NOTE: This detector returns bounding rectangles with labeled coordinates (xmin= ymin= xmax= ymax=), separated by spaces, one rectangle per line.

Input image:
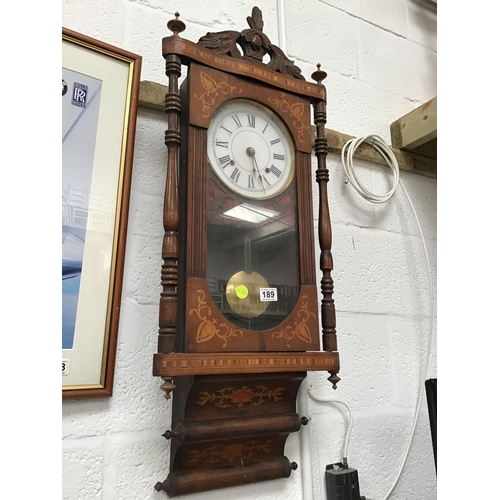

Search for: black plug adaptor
xmin=325 ymin=462 xmax=366 ymax=500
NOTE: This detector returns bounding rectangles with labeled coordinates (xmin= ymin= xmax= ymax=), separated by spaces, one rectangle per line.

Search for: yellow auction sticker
xmin=235 ymin=285 xmax=249 ymax=299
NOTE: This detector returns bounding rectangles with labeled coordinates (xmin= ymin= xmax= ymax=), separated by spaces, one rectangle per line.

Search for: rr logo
xmin=72 ymin=82 xmax=88 ymax=108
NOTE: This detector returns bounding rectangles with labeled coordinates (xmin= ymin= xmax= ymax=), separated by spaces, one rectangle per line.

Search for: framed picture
xmin=62 ymin=28 xmax=142 ymax=398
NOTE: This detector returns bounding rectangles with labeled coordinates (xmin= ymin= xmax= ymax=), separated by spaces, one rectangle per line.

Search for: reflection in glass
xmin=206 ymin=178 xmax=300 ymax=331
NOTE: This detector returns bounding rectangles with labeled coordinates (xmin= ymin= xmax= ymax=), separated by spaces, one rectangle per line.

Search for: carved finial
xmin=167 ymin=12 xmax=186 ymax=37
xmin=240 ymin=6 xmax=271 ymax=61
xmin=311 ymin=63 xmax=327 ymax=85
xmin=247 ymin=6 xmax=265 ymax=31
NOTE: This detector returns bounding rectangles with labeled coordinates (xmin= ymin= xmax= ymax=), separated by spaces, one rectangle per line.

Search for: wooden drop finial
xmin=167 ymin=12 xmax=186 ymax=36
xmin=311 ymin=63 xmax=327 ymax=85
xmin=160 ymin=376 xmax=176 ymax=399
xmin=328 ymin=371 xmax=341 ymax=390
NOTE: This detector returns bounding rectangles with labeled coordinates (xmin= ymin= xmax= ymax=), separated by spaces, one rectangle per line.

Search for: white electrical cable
xmin=380 ymin=182 xmax=434 ymax=500
xmin=276 ymin=0 xmax=288 ymax=56
xmin=306 ymin=391 xmax=353 ymax=464
xmin=341 ymin=134 xmax=400 ymax=203
xmin=308 ymin=134 xmax=435 ymax=500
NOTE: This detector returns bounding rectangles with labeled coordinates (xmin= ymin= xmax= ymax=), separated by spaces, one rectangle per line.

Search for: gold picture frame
xmin=62 ymin=28 xmax=141 ymax=398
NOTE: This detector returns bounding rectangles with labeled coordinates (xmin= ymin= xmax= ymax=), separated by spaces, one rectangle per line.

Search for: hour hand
xmin=246 ymin=147 xmax=257 ymax=174
xmin=246 ymin=146 xmax=265 ymax=192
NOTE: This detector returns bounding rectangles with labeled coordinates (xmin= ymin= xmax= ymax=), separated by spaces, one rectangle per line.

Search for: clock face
xmin=207 ymin=99 xmax=294 ymax=200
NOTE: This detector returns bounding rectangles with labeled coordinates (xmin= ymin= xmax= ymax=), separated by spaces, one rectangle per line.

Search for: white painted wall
xmin=62 ymin=1 xmax=437 ymax=499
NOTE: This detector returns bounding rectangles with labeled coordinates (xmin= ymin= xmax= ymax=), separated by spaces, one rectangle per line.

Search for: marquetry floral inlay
xmin=197 ymin=385 xmax=285 ymax=408
xmin=271 ymin=295 xmax=315 ymax=347
xmin=190 ymin=289 xmax=243 ymax=347
xmin=268 ymin=93 xmax=306 ymax=142
xmin=187 ymin=440 xmax=273 ymax=465
xmin=195 ymin=71 xmax=242 ymax=117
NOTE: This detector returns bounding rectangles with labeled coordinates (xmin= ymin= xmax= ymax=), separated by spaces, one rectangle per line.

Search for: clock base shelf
xmin=153 ymin=351 xmax=339 ymax=377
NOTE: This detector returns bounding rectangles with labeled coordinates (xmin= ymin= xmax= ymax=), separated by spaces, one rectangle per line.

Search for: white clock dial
xmin=207 ymin=99 xmax=294 ymax=199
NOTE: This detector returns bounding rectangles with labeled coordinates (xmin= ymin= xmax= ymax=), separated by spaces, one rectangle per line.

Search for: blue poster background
xmin=62 ymin=67 xmax=102 ymax=349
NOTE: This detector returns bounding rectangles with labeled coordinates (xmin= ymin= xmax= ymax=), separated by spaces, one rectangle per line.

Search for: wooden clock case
xmin=152 ymin=8 xmax=340 ymax=497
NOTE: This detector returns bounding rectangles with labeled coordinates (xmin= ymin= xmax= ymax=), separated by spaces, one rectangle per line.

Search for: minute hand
xmin=252 ymin=156 xmax=266 ymax=194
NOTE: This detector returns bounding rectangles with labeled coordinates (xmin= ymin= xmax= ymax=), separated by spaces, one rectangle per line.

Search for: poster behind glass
xmin=62 ymin=68 xmax=102 ymax=349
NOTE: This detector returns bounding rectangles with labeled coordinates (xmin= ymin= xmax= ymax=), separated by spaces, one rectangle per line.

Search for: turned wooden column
xmin=158 ymin=14 xmax=185 ymax=398
xmin=311 ymin=65 xmax=340 ymax=389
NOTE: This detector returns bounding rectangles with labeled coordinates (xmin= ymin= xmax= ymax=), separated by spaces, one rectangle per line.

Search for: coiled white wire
xmin=341 ymin=134 xmax=400 ymax=203
xmin=308 ymin=134 xmax=435 ymax=500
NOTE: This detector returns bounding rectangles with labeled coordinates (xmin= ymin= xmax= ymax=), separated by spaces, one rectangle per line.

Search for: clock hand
xmin=246 ymin=146 xmax=266 ymax=193
xmin=247 ymin=148 xmax=258 ymax=178
xmin=252 ymin=157 xmax=266 ymax=194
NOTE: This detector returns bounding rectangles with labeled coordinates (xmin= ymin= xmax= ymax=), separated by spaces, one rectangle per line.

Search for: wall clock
xmin=153 ymin=7 xmax=340 ymax=497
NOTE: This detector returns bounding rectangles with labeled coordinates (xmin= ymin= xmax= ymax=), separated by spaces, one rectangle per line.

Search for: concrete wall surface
xmin=62 ymin=1 xmax=437 ymax=499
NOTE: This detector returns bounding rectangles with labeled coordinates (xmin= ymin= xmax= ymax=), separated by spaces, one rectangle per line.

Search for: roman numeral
xmin=216 ymin=139 xmax=228 ymax=148
xmin=262 ymin=123 xmax=269 ymax=134
xmin=270 ymin=138 xmax=281 ymax=145
xmin=220 ymin=124 xmax=232 ymax=135
xmin=273 ymin=153 xmax=285 ymax=161
xmin=247 ymin=114 xmax=256 ymax=128
xmin=230 ymin=168 xmax=241 ymax=183
xmin=270 ymin=165 xmax=282 ymax=177
xmin=232 ymin=115 xmax=242 ymax=128
xmin=248 ymin=175 xmax=255 ymax=188
xmin=219 ymin=155 xmax=231 ymax=168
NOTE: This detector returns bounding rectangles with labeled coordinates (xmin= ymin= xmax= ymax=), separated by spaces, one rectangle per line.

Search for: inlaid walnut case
xmin=152 ymin=7 xmax=340 ymax=497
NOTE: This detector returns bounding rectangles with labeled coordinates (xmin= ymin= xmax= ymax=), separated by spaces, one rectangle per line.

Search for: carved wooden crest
xmin=198 ymin=6 xmax=305 ymax=81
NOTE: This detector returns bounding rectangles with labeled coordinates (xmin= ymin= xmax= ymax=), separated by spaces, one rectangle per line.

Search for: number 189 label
xmin=260 ymin=288 xmax=278 ymax=301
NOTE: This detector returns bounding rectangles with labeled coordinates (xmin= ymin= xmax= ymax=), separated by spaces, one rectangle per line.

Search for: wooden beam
xmin=390 ymin=96 xmax=437 ymax=150
xmin=319 ymin=128 xmax=436 ymax=179
xmin=139 ymin=80 xmax=436 ymax=179
xmin=138 ymin=80 xmax=165 ymax=111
